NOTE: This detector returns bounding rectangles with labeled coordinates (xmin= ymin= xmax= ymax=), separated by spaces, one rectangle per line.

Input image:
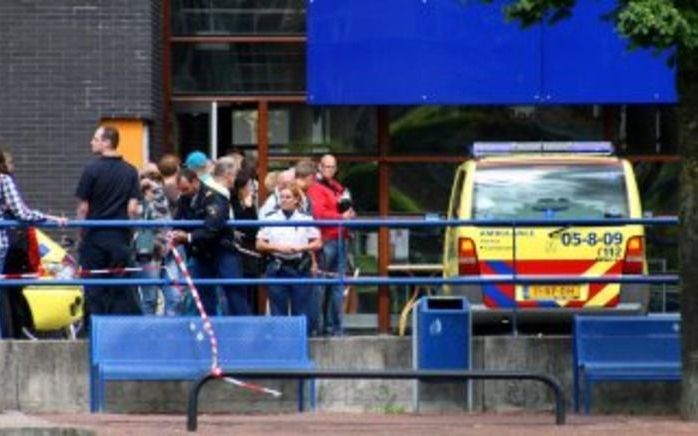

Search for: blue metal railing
xmin=0 ymin=216 xmax=680 ymax=229
xmin=0 ymin=217 xmax=679 ymax=289
xmin=0 ymin=275 xmax=679 ymax=287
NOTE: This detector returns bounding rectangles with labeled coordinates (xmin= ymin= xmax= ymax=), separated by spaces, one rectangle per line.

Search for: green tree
xmin=486 ymin=0 xmax=698 ymax=418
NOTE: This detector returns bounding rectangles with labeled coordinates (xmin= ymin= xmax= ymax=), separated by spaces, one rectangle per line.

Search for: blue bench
xmin=89 ymin=315 xmax=315 ymax=413
xmin=573 ymin=314 xmax=681 ymax=414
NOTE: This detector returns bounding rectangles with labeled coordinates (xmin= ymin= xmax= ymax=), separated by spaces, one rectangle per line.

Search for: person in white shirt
xmin=258 ymin=168 xmax=295 ymax=218
xmin=256 ymin=182 xmax=321 ymax=327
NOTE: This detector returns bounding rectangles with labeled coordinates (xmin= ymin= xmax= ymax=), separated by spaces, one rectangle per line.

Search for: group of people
xmin=69 ymin=126 xmax=354 ymax=336
xmin=255 ymin=154 xmax=356 ymax=336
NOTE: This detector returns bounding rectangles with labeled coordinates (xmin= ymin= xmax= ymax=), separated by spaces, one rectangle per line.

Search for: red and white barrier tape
xmin=168 ymin=243 xmax=281 ymax=398
xmin=161 ymin=261 xmax=188 ymax=298
xmin=0 ymin=272 xmax=42 ymax=279
xmin=0 ymin=265 xmax=153 ymax=280
xmin=220 ymin=376 xmax=282 ymax=397
xmin=76 ymin=266 xmax=149 ymax=276
xmin=169 ymin=244 xmax=222 ymax=375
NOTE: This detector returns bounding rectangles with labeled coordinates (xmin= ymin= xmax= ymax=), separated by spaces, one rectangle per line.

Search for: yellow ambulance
xmin=23 ymin=229 xmax=83 ymax=337
xmin=442 ymin=142 xmax=648 ymax=323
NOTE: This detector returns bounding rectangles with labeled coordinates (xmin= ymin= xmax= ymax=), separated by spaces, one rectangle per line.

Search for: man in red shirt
xmin=306 ymin=154 xmax=355 ymax=336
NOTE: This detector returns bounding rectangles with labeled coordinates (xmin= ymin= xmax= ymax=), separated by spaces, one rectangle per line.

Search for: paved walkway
xmin=0 ymin=410 xmax=93 ymax=435
xmin=24 ymin=412 xmax=698 ymax=436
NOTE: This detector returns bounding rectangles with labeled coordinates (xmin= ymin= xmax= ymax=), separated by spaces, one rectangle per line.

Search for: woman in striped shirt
xmin=0 ymin=149 xmax=67 ymax=271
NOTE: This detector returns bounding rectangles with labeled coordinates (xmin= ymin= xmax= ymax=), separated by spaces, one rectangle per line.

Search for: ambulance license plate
xmin=529 ymin=285 xmax=581 ymax=300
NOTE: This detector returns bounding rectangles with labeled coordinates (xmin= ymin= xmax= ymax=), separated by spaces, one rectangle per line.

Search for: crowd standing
xmin=0 ymin=126 xmax=357 ymax=337
xmin=0 ymin=125 xmax=358 ymax=337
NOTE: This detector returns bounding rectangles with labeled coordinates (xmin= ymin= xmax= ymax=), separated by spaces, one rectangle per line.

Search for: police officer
xmin=256 ymin=182 xmax=321 ymax=325
xmin=172 ymin=157 xmax=250 ymax=316
xmin=168 ymin=168 xmax=202 ymax=315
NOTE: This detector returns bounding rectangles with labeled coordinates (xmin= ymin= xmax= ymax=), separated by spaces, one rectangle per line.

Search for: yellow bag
xmin=22 ymin=229 xmax=83 ymax=332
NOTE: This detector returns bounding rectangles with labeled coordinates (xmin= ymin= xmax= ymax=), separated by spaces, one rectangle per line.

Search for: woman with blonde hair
xmin=256 ymin=182 xmax=321 ymax=329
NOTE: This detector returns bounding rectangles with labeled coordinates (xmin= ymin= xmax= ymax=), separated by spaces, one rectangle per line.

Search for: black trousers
xmin=79 ymin=231 xmax=142 ymax=330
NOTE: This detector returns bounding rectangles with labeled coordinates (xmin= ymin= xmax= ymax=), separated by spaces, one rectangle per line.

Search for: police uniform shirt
xmin=189 ymin=182 xmax=236 ymax=252
xmin=257 ymin=209 xmax=320 ymax=260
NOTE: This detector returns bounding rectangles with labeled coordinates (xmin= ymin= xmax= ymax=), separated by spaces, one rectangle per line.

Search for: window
xmin=172 ymin=43 xmax=305 ymax=94
xmin=172 ymin=0 xmax=306 ymax=35
xmin=267 ymin=106 xmax=377 ymax=155
xmin=472 ymin=164 xmax=629 ymax=220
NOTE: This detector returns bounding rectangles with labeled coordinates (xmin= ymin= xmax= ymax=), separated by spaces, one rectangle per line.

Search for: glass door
xmin=172 ymin=101 xmax=260 ymax=160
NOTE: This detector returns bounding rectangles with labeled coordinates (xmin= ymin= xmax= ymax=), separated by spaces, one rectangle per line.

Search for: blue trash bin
xmin=412 ymin=297 xmax=472 ymax=411
xmin=413 ymin=296 xmax=471 ymax=370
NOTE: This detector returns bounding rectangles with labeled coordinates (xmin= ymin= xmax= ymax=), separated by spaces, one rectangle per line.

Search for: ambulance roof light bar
xmin=471 ymin=141 xmax=614 ymax=157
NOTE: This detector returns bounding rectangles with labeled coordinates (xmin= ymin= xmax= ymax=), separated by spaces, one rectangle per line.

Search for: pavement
xmin=0 ymin=410 xmax=94 ymax=435
xmin=2 ymin=411 xmax=695 ymax=436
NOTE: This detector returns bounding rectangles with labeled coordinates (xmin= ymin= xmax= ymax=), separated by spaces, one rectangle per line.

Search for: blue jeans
xmin=136 ymin=257 xmax=160 ymax=315
xmin=308 ymin=285 xmax=323 ymax=336
xmin=266 ymin=262 xmax=311 ymax=328
xmin=178 ymin=255 xmax=203 ymax=315
xmin=190 ymin=257 xmax=221 ymax=316
xmin=321 ymin=238 xmax=348 ymax=336
xmin=191 ymin=250 xmax=250 ymax=316
xmin=161 ymin=248 xmax=185 ymax=316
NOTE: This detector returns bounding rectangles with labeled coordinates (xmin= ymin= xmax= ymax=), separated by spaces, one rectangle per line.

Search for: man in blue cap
xmin=184 ymin=151 xmax=213 ymax=187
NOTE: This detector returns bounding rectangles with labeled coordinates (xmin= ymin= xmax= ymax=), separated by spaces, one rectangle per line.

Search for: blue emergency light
xmin=471 ymin=141 xmax=614 ymax=157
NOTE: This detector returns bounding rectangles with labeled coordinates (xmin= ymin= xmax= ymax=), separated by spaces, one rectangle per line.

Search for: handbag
xmin=134 ymin=203 xmax=156 ymax=258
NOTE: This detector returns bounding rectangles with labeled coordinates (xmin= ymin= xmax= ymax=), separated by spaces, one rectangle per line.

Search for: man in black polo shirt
xmin=75 ymin=126 xmax=142 ymax=327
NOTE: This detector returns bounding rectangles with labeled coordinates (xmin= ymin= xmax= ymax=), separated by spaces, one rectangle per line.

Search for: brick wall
xmin=0 ymin=0 xmax=163 ymax=216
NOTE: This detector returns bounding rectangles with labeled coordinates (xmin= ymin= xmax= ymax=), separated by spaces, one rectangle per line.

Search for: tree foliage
xmin=487 ymin=0 xmax=698 ymax=51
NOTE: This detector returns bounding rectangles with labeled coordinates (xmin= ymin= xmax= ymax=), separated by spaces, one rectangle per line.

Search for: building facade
xmin=0 ymin=0 xmax=679 ymax=331
xmin=0 ymin=0 xmax=163 ymax=215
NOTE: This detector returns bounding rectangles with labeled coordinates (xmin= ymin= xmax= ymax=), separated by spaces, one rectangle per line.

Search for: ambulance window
xmin=448 ymin=169 xmax=466 ymax=218
xmin=472 ymin=164 xmax=629 ymax=220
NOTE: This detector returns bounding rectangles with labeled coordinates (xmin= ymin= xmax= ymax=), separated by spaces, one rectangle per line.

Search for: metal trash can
xmin=412 ymin=297 xmax=471 ymax=410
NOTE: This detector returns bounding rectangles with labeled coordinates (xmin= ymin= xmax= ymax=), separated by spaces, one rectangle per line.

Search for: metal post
xmin=338 ymin=223 xmax=345 ymax=284
xmin=660 ymin=258 xmax=668 ymax=312
xmin=187 ymin=373 xmax=214 ymax=431
xmin=338 ymin=223 xmax=346 ymax=336
xmin=210 ymin=101 xmax=218 ymax=159
xmin=511 ymin=221 xmax=519 ymax=336
xmin=377 ymin=106 xmax=391 ymax=333
xmin=256 ymin=100 xmax=269 ymax=314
